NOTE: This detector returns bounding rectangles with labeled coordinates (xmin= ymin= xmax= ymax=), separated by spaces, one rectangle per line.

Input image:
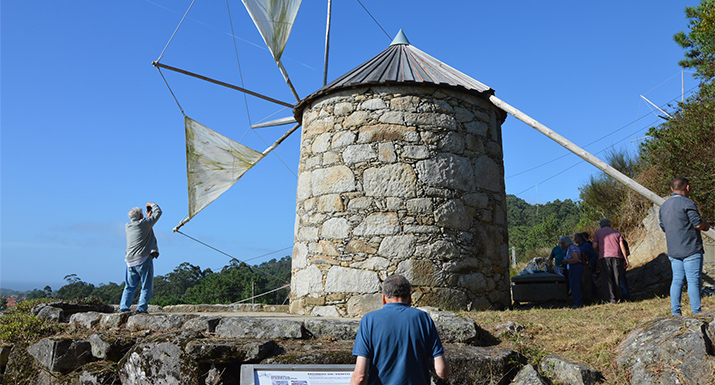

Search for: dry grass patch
xmin=461 ymin=295 xmax=715 ymax=384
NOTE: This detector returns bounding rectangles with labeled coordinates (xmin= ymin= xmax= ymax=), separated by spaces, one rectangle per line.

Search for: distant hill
xmin=0 ymin=288 xmax=27 ymax=297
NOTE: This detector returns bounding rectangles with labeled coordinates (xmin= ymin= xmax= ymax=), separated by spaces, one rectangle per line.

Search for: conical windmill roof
xmin=295 ymin=30 xmax=503 ymax=121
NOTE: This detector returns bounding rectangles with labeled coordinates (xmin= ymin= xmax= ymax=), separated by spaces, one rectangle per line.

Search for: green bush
xmin=0 ymin=299 xmax=65 ymax=345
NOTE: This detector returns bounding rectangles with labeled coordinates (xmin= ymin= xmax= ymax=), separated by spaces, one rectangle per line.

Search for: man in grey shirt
xmin=120 ymin=202 xmax=162 ymax=313
xmin=659 ymin=177 xmax=710 ymax=315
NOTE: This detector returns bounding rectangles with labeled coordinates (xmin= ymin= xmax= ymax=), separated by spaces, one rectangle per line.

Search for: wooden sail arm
xmin=323 ymin=0 xmax=333 ymax=86
xmin=276 ymin=60 xmax=300 ymax=102
xmin=152 ymin=61 xmax=295 ymax=109
xmin=251 ymin=116 xmax=297 ymax=129
xmin=488 ymin=94 xmax=715 ymax=242
xmin=262 ymin=123 xmax=300 ymax=156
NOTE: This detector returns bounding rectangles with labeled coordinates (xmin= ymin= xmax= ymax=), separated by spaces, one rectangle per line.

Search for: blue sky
xmin=1 ymin=1 xmax=699 ymax=291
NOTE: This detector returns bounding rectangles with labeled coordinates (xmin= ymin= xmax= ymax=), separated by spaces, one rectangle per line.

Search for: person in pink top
xmin=592 ymin=218 xmax=629 ymax=303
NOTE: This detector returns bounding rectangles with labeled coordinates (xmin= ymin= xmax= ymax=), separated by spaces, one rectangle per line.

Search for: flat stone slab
xmin=99 ymin=312 xmax=130 ymax=329
xmin=69 ymin=311 xmax=103 ymax=329
xmin=305 ymin=318 xmax=360 ymax=340
xmin=126 ymin=313 xmax=198 ymax=331
xmin=215 ymin=317 xmax=305 ymax=339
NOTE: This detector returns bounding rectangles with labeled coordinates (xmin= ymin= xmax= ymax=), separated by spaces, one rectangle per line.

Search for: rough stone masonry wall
xmin=290 ymin=85 xmax=510 ymax=317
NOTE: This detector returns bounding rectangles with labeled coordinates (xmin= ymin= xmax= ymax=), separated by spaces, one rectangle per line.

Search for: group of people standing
xmin=548 ymin=176 xmax=710 ymax=314
xmin=549 ymin=222 xmax=629 ymax=308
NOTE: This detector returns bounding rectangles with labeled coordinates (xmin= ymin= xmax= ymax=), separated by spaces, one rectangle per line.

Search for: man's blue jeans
xmin=120 ymin=257 xmax=154 ymax=312
xmin=669 ymin=253 xmax=703 ymax=316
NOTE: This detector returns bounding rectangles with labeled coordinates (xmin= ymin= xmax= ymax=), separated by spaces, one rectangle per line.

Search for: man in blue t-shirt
xmin=350 ymin=275 xmax=449 ymax=385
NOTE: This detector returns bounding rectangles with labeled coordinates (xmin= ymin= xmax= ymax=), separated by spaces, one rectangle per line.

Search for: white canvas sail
xmin=241 ymin=0 xmax=302 ymax=62
xmin=185 ymin=116 xmax=264 ymax=220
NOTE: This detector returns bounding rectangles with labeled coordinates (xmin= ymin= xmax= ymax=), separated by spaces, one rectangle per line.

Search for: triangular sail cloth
xmin=185 ymin=117 xmax=264 ymax=220
xmin=241 ymin=0 xmax=302 ymax=62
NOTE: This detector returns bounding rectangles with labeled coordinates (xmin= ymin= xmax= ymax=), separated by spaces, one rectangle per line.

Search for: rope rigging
xmin=225 ymin=0 xmax=253 ymax=142
xmin=155 ymin=0 xmax=197 ymax=63
xmin=355 ymin=0 xmax=391 ymax=40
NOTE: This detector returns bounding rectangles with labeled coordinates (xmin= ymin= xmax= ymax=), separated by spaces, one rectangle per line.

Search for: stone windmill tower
xmin=289 ymin=31 xmax=510 ymax=317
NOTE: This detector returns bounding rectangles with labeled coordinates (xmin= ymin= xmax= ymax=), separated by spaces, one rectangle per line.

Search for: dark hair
xmin=671 ymin=176 xmax=689 ymax=192
xmin=382 ymin=275 xmax=411 ymax=299
xmin=574 ymin=233 xmax=585 ymax=243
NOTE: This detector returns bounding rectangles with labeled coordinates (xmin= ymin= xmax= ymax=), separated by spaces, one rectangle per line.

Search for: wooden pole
xmin=261 ymin=123 xmax=301 ymax=156
xmin=152 ymin=61 xmax=295 ymax=108
xmin=251 ymin=116 xmax=297 ymax=129
xmin=488 ymin=94 xmax=715 ymax=241
xmin=277 ymin=60 xmax=301 ymax=102
xmin=323 ymin=0 xmax=333 ymax=86
xmin=640 ymin=95 xmax=672 ymax=119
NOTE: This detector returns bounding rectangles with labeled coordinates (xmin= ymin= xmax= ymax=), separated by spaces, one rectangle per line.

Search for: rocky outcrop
xmin=442 ymin=345 xmax=524 ymax=385
xmin=511 ymin=364 xmax=547 ymax=385
xmin=33 ymin=302 xmax=114 ymax=321
xmin=89 ymin=333 xmax=135 ymax=362
xmin=27 ymin=338 xmax=94 ymax=373
xmin=616 ymin=310 xmax=715 ymax=384
xmin=1 ymin=302 xmax=608 ymax=384
xmin=628 ymin=205 xmax=667 ymax=268
xmin=118 ymin=330 xmax=204 ymax=384
xmin=539 ymin=354 xmax=604 ymax=385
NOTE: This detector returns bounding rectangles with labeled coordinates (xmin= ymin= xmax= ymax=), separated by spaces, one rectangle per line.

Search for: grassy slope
xmin=461 ymin=295 xmax=715 ymax=384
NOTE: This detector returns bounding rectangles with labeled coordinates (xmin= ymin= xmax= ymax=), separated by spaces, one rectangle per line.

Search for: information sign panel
xmin=240 ymin=364 xmax=354 ymax=385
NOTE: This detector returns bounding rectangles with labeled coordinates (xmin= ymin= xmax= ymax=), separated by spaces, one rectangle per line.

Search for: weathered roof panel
xmin=295 ymin=31 xmax=498 ymax=120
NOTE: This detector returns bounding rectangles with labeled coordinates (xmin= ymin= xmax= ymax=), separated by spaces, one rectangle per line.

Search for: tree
xmin=57 ymin=275 xmax=95 ymax=301
xmin=151 ymin=262 xmax=212 ymax=306
xmin=507 ymin=195 xmax=582 ymax=262
xmin=253 ymin=256 xmax=291 ymax=304
xmin=639 ymin=0 xmax=715 ymax=221
xmin=183 ymin=260 xmax=259 ymax=304
xmin=25 ymin=289 xmax=49 ymax=300
xmin=63 ymin=274 xmax=81 ymax=284
xmin=506 ymin=195 xmax=539 ymax=227
xmin=673 ymin=0 xmax=715 ymax=81
xmin=92 ymin=282 xmax=124 ymax=305
xmin=639 ymin=83 xmax=715 ymax=220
